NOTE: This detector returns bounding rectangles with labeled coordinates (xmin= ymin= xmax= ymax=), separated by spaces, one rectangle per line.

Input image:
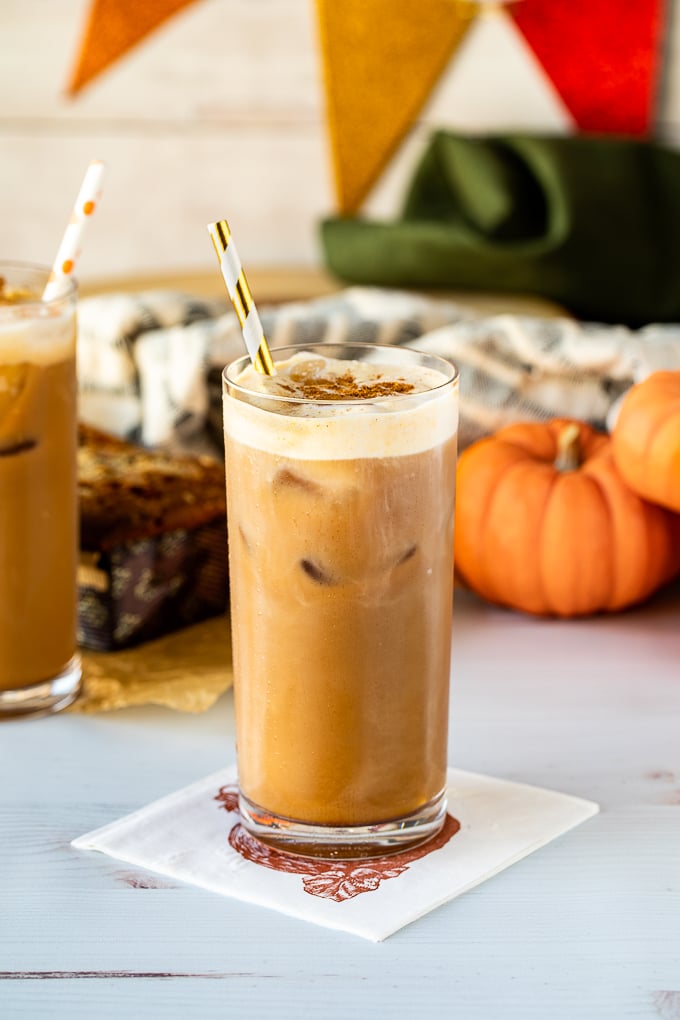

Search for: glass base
xmin=238 ymin=789 xmax=447 ymax=860
xmin=0 ymin=657 xmax=82 ymax=719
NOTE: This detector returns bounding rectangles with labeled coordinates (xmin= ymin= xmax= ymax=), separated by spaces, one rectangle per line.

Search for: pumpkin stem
xmin=554 ymin=423 xmax=581 ymax=472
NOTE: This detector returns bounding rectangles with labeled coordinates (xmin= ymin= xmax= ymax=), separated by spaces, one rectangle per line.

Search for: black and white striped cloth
xmin=77 ymin=287 xmax=680 ymax=453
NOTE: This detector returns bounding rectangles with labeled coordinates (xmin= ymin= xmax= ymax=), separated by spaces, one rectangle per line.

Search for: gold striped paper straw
xmin=42 ymin=159 xmax=107 ymax=302
xmin=207 ymin=220 xmax=275 ymax=376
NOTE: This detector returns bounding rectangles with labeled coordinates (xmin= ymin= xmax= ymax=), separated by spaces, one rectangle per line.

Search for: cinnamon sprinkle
xmin=277 ymin=371 xmax=415 ymax=401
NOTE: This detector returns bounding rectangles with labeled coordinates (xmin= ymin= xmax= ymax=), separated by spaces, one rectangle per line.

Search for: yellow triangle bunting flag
xmin=316 ymin=0 xmax=478 ymax=213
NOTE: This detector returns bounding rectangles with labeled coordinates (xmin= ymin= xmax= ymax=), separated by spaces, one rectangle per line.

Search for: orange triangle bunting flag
xmin=67 ymin=0 xmax=202 ymax=96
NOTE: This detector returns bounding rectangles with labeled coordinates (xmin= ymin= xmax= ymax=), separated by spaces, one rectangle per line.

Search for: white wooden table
xmin=3 ymin=585 xmax=679 ymax=1019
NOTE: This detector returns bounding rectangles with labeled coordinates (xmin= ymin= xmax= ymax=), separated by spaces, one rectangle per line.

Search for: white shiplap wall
xmin=1 ymin=0 xmax=679 ymax=282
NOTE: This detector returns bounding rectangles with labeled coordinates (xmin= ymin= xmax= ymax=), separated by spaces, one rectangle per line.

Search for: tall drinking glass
xmin=0 ymin=263 xmax=80 ymax=716
xmin=223 ymin=343 xmax=458 ymax=858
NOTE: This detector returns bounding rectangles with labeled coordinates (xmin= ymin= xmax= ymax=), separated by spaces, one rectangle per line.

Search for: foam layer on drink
xmin=0 ymin=308 xmax=76 ymax=365
xmin=225 ymin=352 xmax=458 ymax=459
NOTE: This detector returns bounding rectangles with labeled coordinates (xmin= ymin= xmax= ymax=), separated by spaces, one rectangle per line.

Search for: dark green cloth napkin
xmin=321 ymin=132 xmax=680 ymax=326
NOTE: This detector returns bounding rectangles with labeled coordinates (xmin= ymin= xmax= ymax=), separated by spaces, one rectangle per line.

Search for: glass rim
xmin=0 ymin=260 xmax=78 ymax=308
xmin=223 ymin=341 xmax=459 ymax=407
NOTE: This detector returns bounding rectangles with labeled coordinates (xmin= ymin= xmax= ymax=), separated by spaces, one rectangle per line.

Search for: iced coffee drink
xmin=223 ymin=344 xmax=458 ymax=857
xmin=0 ymin=264 xmax=80 ymax=715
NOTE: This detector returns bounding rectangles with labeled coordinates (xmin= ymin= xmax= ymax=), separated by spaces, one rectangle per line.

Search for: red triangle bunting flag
xmin=510 ymin=0 xmax=665 ymax=136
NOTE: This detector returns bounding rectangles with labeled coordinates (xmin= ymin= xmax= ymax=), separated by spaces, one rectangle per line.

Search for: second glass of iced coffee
xmin=224 ymin=343 xmax=458 ymax=858
xmin=0 ymin=263 xmax=80 ymax=717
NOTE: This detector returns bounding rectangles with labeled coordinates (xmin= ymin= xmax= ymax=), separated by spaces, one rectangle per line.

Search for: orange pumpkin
xmin=612 ymin=370 xmax=680 ymax=513
xmin=455 ymin=418 xmax=680 ymax=617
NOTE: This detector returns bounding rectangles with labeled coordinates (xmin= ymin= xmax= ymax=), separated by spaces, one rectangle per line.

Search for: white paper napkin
xmin=72 ymin=766 xmax=598 ymax=942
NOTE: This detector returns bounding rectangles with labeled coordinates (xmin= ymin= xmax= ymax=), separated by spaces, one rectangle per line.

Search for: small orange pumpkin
xmin=612 ymin=370 xmax=680 ymax=513
xmin=455 ymin=418 xmax=680 ymax=617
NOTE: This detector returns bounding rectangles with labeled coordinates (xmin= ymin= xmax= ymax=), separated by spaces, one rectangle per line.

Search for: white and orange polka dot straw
xmin=42 ymin=159 xmax=107 ymax=302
